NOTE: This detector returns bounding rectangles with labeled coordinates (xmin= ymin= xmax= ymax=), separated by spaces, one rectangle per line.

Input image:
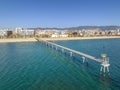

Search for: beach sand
xmin=0 ymin=36 xmax=120 ymax=43
xmin=40 ymin=36 xmax=120 ymax=41
xmin=0 ymin=38 xmax=36 ymax=43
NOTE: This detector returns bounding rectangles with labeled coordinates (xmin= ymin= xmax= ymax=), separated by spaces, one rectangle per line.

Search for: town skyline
xmin=0 ymin=0 xmax=120 ymax=28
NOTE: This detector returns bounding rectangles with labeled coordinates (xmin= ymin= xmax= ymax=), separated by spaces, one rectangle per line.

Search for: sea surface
xmin=0 ymin=38 xmax=120 ymax=90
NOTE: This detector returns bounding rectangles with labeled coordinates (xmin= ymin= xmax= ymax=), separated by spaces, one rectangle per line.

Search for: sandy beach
xmin=40 ymin=36 xmax=120 ymax=41
xmin=0 ymin=38 xmax=36 ymax=43
xmin=0 ymin=36 xmax=120 ymax=43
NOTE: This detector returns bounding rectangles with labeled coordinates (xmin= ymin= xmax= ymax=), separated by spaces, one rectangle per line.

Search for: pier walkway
xmin=36 ymin=38 xmax=110 ymax=74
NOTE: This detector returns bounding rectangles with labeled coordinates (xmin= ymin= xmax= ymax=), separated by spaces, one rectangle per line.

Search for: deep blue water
xmin=0 ymin=38 xmax=120 ymax=90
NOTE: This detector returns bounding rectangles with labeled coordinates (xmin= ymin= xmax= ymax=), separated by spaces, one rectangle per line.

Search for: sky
xmin=0 ymin=0 xmax=120 ymax=28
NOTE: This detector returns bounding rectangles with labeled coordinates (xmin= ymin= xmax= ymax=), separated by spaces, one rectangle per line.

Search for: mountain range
xmin=34 ymin=26 xmax=120 ymax=30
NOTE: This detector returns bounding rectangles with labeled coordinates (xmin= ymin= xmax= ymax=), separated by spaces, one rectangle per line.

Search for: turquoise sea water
xmin=0 ymin=38 xmax=120 ymax=90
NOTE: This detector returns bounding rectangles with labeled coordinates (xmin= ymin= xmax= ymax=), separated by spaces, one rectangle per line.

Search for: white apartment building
xmin=51 ymin=33 xmax=68 ymax=38
xmin=15 ymin=28 xmax=34 ymax=35
xmin=0 ymin=29 xmax=7 ymax=36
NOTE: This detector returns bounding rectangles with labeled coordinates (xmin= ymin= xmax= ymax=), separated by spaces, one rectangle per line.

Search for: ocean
xmin=0 ymin=38 xmax=120 ymax=90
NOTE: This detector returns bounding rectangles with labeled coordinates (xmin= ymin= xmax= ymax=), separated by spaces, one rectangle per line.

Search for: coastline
xmin=41 ymin=36 xmax=120 ymax=41
xmin=0 ymin=36 xmax=120 ymax=43
xmin=0 ymin=38 xmax=36 ymax=43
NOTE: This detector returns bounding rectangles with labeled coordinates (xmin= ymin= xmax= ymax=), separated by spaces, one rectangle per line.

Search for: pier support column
xmin=52 ymin=45 xmax=53 ymax=48
xmin=47 ymin=43 xmax=49 ymax=48
xmin=82 ymin=56 xmax=86 ymax=63
xmin=100 ymin=54 xmax=110 ymax=75
xmin=70 ymin=52 xmax=73 ymax=57
xmin=56 ymin=47 xmax=57 ymax=50
xmin=46 ymin=42 xmax=48 ymax=46
xmin=62 ymin=49 xmax=64 ymax=53
xmin=100 ymin=61 xmax=110 ymax=73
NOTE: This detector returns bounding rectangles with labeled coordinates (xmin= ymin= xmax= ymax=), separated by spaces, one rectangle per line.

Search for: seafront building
xmin=0 ymin=29 xmax=7 ymax=38
xmin=15 ymin=28 xmax=35 ymax=38
xmin=0 ymin=28 xmax=120 ymax=38
xmin=51 ymin=33 xmax=68 ymax=38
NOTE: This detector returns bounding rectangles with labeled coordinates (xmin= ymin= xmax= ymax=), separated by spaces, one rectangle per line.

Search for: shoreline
xmin=0 ymin=36 xmax=120 ymax=43
xmin=40 ymin=36 xmax=120 ymax=41
xmin=0 ymin=38 xmax=36 ymax=43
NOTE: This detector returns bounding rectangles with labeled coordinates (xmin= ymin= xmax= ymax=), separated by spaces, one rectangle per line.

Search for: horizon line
xmin=0 ymin=25 xmax=120 ymax=29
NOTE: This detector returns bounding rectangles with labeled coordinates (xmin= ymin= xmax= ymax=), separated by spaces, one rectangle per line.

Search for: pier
xmin=37 ymin=39 xmax=110 ymax=74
